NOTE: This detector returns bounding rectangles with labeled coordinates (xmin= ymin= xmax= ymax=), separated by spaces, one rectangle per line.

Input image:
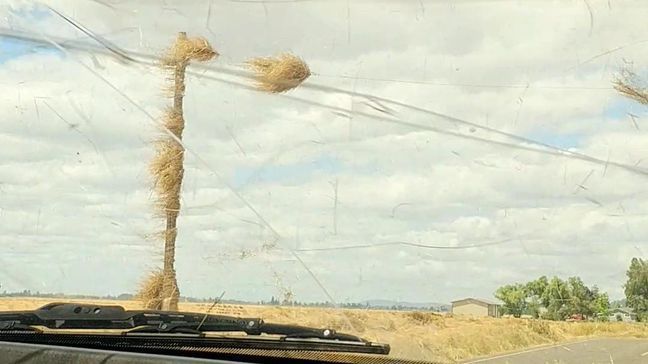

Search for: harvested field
xmin=1 ymin=298 xmax=646 ymax=363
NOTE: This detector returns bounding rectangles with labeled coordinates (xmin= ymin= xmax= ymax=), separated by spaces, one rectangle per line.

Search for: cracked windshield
xmin=1 ymin=1 xmax=648 ymax=363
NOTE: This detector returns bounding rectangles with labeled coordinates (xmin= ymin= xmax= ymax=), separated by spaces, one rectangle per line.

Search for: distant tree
xmin=495 ymin=275 xmax=610 ymax=321
xmin=495 ymin=283 xmax=528 ymax=317
xmin=541 ymin=277 xmax=571 ymax=320
xmin=525 ymin=276 xmax=548 ymax=318
xmin=590 ymin=288 xmax=610 ymax=320
xmin=526 ymin=276 xmax=548 ymax=297
xmin=566 ymin=276 xmax=595 ymax=317
xmin=624 ymin=257 xmax=648 ymax=321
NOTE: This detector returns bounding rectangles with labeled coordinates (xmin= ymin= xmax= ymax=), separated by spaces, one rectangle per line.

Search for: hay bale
xmin=162 ymin=32 xmax=218 ymax=67
xmin=136 ymin=269 xmax=165 ymax=309
xmin=246 ymin=53 xmax=311 ymax=93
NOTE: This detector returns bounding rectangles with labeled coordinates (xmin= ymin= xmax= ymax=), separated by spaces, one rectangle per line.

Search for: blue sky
xmin=524 ymin=129 xmax=582 ymax=149
xmin=0 ymin=37 xmax=61 ymax=64
xmin=604 ymin=96 xmax=647 ymax=120
xmin=524 ymin=90 xmax=647 ymax=150
xmin=0 ymin=7 xmax=58 ymax=64
xmin=231 ymin=153 xmax=343 ymax=188
xmin=10 ymin=6 xmax=50 ymax=21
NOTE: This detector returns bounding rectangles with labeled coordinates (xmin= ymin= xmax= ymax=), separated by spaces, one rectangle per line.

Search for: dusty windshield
xmin=1 ymin=1 xmax=647 ymax=363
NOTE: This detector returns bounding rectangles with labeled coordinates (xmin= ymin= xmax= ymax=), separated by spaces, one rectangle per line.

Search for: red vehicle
xmin=566 ymin=314 xmax=586 ymax=322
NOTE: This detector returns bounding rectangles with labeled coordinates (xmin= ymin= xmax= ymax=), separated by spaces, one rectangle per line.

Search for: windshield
xmin=1 ymin=1 xmax=647 ymax=363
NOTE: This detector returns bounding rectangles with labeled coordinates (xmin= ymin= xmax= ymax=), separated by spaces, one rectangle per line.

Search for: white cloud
xmin=0 ymin=1 xmax=646 ymax=305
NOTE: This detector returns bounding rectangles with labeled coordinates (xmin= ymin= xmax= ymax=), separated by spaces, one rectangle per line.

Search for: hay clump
xmin=136 ymin=269 xmax=165 ymax=309
xmin=161 ymin=32 xmax=218 ymax=67
xmin=149 ymin=138 xmax=184 ymax=214
xmin=246 ymin=53 xmax=310 ymax=93
xmin=161 ymin=108 xmax=184 ymax=136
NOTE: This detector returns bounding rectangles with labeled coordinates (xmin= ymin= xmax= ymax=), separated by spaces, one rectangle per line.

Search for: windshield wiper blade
xmin=0 ymin=302 xmax=262 ymax=332
xmin=0 ymin=303 xmax=389 ymax=355
xmin=0 ymin=321 xmax=42 ymax=333
xmin=127 ymin=321 xmax=360 ymax=342
xmin=0 ymin=303 xmax=356 ymax=339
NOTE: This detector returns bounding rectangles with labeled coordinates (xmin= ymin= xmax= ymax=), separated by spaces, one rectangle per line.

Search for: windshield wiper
xmin=0 ymin=303 xmax=389 ymax=356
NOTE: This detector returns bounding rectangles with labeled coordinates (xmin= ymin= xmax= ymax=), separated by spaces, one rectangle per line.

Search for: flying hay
xmin=162 ymin=32 xmax=218 ymax=67
xmin=246 ymin=53 xmax=310 ymax=93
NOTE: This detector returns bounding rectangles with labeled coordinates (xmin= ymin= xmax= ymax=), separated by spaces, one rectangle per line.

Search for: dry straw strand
xmin=246 ymin=53 xmax=311 ymax=93
xmin=613 ymin=71 xmax=648 ymax=105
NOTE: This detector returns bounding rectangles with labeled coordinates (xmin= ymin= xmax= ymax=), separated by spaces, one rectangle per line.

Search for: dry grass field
xmin=1 ymin=297 xmax=647 ymax=363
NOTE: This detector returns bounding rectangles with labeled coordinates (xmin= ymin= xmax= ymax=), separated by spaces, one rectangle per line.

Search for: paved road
xmin=463 ymin=338 xmax=648 ymax=364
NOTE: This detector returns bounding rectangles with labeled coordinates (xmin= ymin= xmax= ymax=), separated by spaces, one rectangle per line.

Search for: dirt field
xmin=1 ymin=298 xmax=647 ymax=363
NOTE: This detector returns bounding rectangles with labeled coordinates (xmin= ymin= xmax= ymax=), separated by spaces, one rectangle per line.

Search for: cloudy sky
xmin=0 ymin=0 xmax=647 ymax=304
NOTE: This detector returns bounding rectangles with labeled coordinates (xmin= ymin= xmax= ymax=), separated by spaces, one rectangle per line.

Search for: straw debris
xmin=161 ymin=33 xmax=218 ymax=67
xmin=613 ymin=68 xmax=648 ymax=105
xmin=160 ymin=267 xmax=179 ymax=310
xmin=150 ymin=137 xmax=184 ymax=214
xmin=136 ymin=269 xmax=165 ymax=309
xmin=141 ymin=32 xmax=217 ymax=311
xmin=246 ymin=53 xmax=311 ymax=93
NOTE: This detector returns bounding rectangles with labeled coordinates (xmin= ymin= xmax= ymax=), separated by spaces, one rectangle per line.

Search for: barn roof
xmin=451 ymin=297 xmax=503 ymax=305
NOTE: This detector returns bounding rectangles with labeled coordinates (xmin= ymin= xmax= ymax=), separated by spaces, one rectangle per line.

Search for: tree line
xmin=625 ymin=258 xmax=648 ymax=321
xmin=495 ymin=257 xmax=648 ymax=321
xmin=261 ymin=297 xmax=447 ymax=311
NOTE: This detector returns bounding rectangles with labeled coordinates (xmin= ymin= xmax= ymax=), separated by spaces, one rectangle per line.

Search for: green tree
xmin=525 ymin=276 xmax=548 ymax=318
xmin=495 ymin=283 xmax=528 ymax=317
xmin=566 ymin=276 xmax=595 ymax=317
xmin=592 ymin=290 xmax=610 ymax=321
xmin=495 ymin=275 xmax=611 ymax=321
xmin=624 ymin=257 xmax=648 ymax=321
xmin=526 ymin=276 xmax=549 ymax=298
xmin=542 ymin=276 xmax=571 ymax=320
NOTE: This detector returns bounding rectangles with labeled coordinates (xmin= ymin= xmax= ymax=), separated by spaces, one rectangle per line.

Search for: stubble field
xmin=1 ymin=298 xmax=646 ymax=363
